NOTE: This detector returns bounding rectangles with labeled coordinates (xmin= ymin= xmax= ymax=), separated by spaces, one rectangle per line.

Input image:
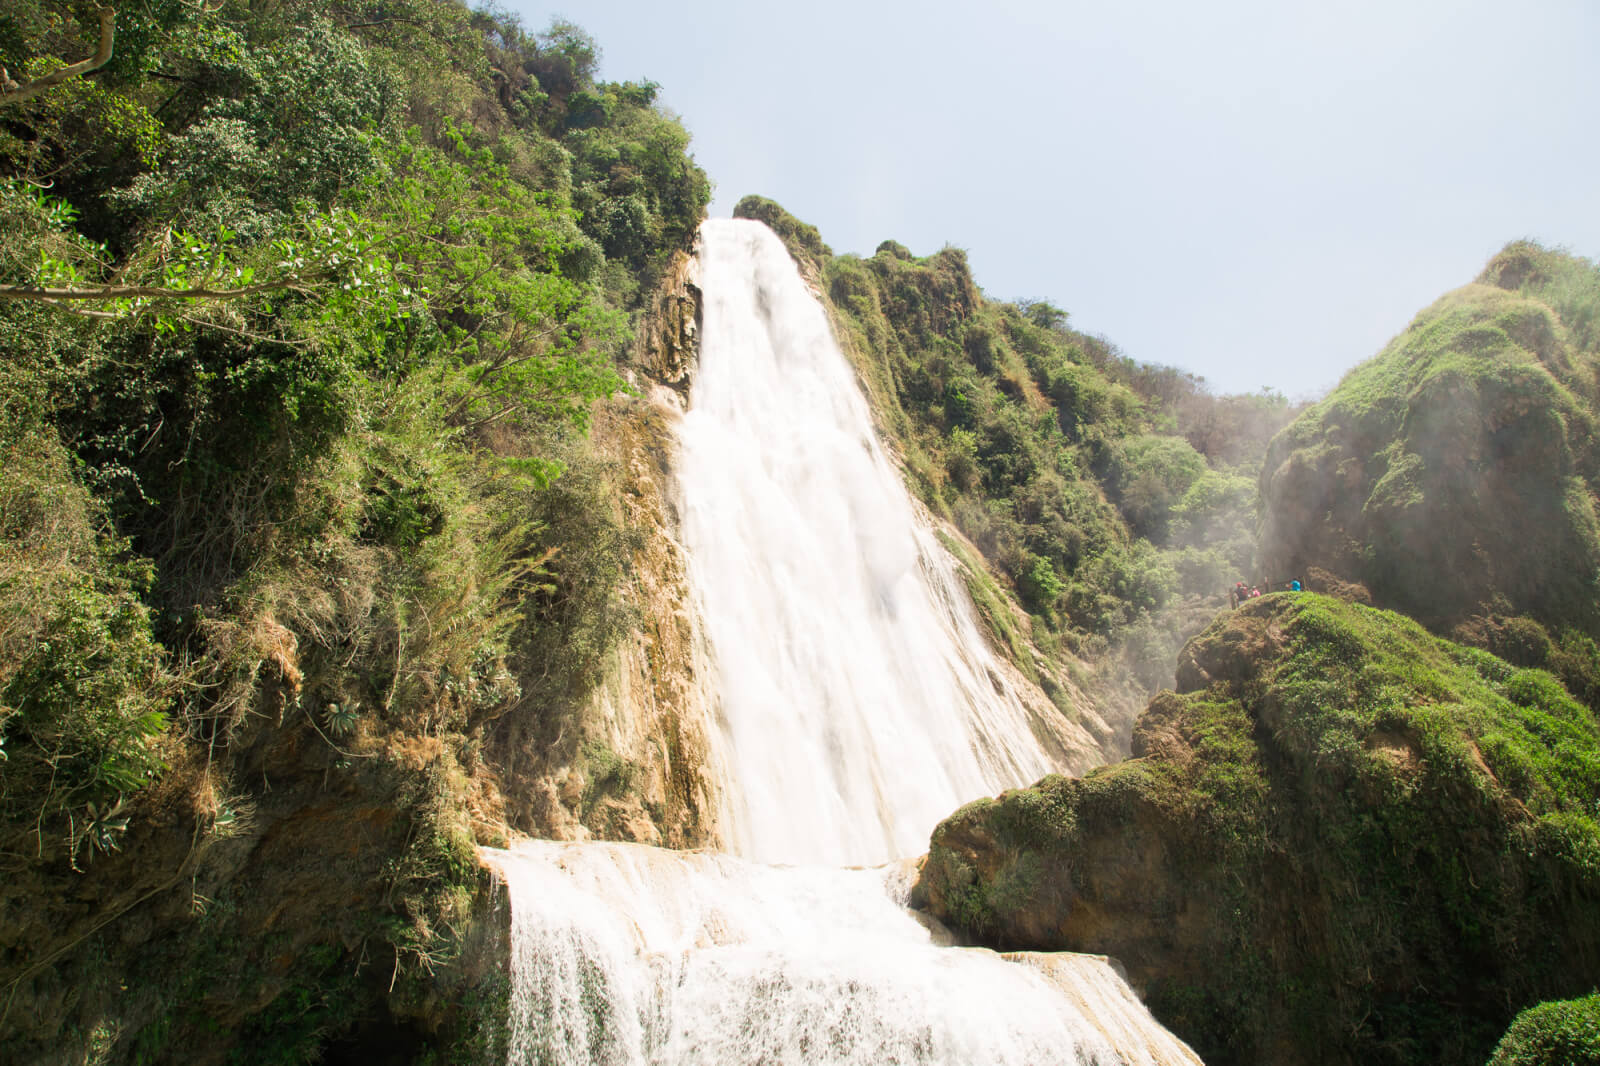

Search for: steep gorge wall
xmin=0 ymin=1 xmax=729 ymax=1060
xmin=0 ymin=245 xmax=717 ymax=1066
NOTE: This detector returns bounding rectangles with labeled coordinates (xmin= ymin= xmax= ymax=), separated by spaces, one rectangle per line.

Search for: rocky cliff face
xmin=497 ymin=395 xmax=726 ymax=850
xmin=915 ymin=593 xmax=1600 ymax=1066
xmin=0 ymin=658 xmax=510 ymax=1064
xmin=634 ymin=248 xmax=703 ymax=393
xmin=485 ymin=246 xmax=724 ymax=849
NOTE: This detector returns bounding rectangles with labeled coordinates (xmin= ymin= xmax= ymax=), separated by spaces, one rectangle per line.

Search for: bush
xmin=1488 ymin=993 xmax=1600 ymax=1066
xmin=1017 ymin=553 xmax=1065 ymax=617
xmin=1106 ymin=435 xmax=1207 ymax=543
xmin=732 ymin=194 xmax=830 ymax=262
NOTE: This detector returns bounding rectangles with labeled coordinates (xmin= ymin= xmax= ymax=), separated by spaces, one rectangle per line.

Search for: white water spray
xmin=485 ymin=219 xmax=1203 ymax=1065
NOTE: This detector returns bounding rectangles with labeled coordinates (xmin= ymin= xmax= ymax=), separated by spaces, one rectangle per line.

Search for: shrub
xmin=1488 ymin=993 xmax=1600 ymax=1066
xmin=733 ymin=194 xmax=830 ymax=262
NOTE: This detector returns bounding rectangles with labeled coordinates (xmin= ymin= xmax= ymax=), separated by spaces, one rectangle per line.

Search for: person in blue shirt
xmin=1289 ymin=577 xmax=1303 ymax=592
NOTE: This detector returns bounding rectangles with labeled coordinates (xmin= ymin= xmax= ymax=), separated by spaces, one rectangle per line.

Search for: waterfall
xmin=679 ymin=218 xmax=1055 ymax=866
xmin=482 ymin=841 xmax=1201 ymax=1066
xmin=484 ymin=218 xmax=1203 ymax=1065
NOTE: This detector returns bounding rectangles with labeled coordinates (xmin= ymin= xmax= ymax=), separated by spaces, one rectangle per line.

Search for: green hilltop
xmin=1259 ymin=242 xmax=1600 ymax=653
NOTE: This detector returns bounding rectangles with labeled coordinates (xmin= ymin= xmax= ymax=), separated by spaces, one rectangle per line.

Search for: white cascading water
xmin=481 ymin=841 xmax=1200 ymax=1066
xmin=482 ymin=219 xmax=1204 ymax=1065
xmin=679 ymin=218 xmax=1055 ymax=866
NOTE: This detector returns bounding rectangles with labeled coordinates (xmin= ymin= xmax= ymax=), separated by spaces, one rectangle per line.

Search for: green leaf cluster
xmin=1488 ymin=993 xmax=1600 ymax=1066
xmin=0 ymin=423 xmax=171 ymax=862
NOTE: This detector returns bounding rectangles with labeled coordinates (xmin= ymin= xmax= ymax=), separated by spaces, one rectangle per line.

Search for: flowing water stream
xmin=482 ymin=842 xmax=1198 ymax=1066
xmin=482 ymin=219 xmax=1203 ymax=1064
xmin=678 ymin=218 xmax=1057 ymax=866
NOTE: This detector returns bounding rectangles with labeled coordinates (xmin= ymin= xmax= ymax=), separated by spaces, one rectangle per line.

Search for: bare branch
xmin=0 ymin=272 xmax=335 ymax=305
xmin=346 ymin=18 xmax=426 ymax=30
xmin=0 ymin=9 xmax=116 ymax=109
xmin=176 ymin=315 xmax=309 ymax=347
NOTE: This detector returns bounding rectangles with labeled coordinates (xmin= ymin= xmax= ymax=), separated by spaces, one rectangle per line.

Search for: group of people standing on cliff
xmin=1229 ymin=577 xmax=1302 ymax=608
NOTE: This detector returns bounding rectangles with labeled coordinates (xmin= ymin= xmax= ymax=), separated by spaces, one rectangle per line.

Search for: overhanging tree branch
xmin=0 ymin=8 xmax=116 ymax=109
xmin=0 ymin=273 xmax=334 ymax=305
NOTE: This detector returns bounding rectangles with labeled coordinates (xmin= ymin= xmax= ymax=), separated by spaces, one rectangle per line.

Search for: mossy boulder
xmin=915 ymin=593 xmax=1600 ymax=1066
xmin=1257 ymin=242 xmax=1600 ymax=636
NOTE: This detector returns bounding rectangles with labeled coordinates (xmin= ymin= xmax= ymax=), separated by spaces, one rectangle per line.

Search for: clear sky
xmin=504 ymin=0 xmax=1599 ymax=398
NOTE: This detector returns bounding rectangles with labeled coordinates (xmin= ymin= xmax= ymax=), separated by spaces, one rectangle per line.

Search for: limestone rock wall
xmin=502 ymin=245 xmax=725 ymax=850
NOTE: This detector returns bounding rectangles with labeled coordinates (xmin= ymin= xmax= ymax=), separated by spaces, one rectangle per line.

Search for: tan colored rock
xmin=505 ymin=251 xmax=726 ymax=850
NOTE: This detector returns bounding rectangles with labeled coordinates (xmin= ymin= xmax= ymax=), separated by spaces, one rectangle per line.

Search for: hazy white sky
xmin=506 ymin=0 xmax=1599 ymax=398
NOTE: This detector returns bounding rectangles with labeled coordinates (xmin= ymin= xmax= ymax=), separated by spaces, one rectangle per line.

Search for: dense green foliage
xmin=732 ymin=194 xmax=831 ymax=264
xmin=1259 ymin=242 xmax=1600 ymax=642
xmin=0 ymin=1 xmax=706 ymax=1061
xmin=0 ymin=427 xmax=170 ymax=866
xmin=920 ymin=593 xmax=1600 ymax=1066
xmin=1488 ymin=993 xmax=1600 ymax=1066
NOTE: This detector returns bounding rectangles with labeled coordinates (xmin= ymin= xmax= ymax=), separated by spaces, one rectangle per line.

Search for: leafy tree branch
xmin=0 ymin=8 xmax=116 ymax=109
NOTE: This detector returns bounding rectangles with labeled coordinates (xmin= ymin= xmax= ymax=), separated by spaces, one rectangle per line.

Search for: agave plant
xmin=74 ymin=799 xmax=130 ymax=868
xmin=324 ymin=701 xmax=361 ymax=737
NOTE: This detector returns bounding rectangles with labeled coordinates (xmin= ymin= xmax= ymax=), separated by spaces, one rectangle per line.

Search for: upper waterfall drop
xmin=677 ymin=218 xmax=1055 ymax=866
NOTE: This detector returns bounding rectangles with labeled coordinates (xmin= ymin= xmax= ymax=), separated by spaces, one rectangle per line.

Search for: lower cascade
xmin=481 ymin=842 xmax=1201 ymax=1066
xmin=484 ymin=219 xmax=1202 ymax=1064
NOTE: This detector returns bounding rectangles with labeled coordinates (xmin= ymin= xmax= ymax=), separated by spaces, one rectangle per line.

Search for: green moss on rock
xmin=917 ymin=593 xmax=1600 ymax=1066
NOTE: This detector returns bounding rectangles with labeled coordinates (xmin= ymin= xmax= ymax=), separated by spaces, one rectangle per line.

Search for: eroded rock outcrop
xmin=915 ymin=593 xmax=1600 ymax=1066
xmin=489 ymin=249 xmax=725 ymax=850
xmin=635 ymin=247 xmax=702 ymax=391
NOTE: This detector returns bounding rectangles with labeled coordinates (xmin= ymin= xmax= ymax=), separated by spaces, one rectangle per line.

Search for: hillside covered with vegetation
xmin=915 ymin=243 xmax=1600 ymax=1066
xmin=1258 ymin=242 xmax=1600 ymax=708
xmin=0 ymin=1 xmax=706 ymax=1060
